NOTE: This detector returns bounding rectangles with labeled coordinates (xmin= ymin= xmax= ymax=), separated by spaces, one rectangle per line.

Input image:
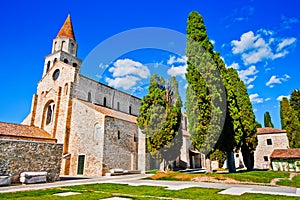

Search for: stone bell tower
xmin=43 ymin=14 xmax=81 ymax=76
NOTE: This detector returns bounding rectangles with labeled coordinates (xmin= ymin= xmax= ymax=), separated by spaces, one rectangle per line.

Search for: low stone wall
xmin=0 ymin=139 xmax=63 ymax=183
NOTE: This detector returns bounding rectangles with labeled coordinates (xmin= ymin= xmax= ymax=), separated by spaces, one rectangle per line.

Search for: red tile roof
xmin=0 ymin=122 xmax=56 ymax=143
xmin=257 ymin=127 xmax=286 ymax=135
xmin=78 ymin=99 xmax=137 ymax=123
xmin=270 ymin=149 xmax=300 ymax=159
xmin=56 ymin=14 xmax=75 ymax=40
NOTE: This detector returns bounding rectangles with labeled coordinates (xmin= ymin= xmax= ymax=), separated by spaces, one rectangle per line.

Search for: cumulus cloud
xmin=105 ymin=76 xmax=140 ymax=90
xmin=238 ymin=65 xmax=259 ymax=84
xmin=105 ymin=58 xmax=150 ymax=90
xmin=167 ymin=55 xmax=187 ymax=65
xmin=249 ymin=93 xmax=263 ymax=104
xmin=247 ymin=84 xmax=254 ymax=89
xmin=266 ymin=74 xmax=290 ymax=88
xmin=231 ymin=30 xmax=297 ymax=65
xmin=265 ymin=98 xmax=271 ymax=101
xmin=109 ymin=59 xmax=150 ymax=78
xmin=167 ymin=55 xmax=187 ymax=78
xmin=227 ymin=62 xmax=239 ymax=69
xmin=277 ymin=95 xmax=290 ymax=101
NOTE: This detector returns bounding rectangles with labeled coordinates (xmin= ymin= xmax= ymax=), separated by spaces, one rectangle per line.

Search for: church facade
xmin=22 ymin=15 xmax=146 ymax=176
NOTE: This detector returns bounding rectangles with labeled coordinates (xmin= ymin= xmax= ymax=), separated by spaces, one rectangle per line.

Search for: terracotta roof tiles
xmin=270 ymin=149 xmax=300 ymax=159
xmin=56 ymin=14 xmax=75 ymax=40
xmin=257 ymin=127 xmax=286 ymax=135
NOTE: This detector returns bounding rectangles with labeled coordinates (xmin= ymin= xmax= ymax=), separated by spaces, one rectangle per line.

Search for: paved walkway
xmin=0 ymin=174 xmax=299 ymax=197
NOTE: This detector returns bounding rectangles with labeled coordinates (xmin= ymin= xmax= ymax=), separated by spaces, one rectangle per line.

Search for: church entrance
xmin=77 ymin=155 xmax=85 ymax=175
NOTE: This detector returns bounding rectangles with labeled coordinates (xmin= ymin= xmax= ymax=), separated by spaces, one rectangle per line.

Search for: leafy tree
xmin=186 ymin=11 xmax=226 ymax=173
xmin=264 ymin=112 xmax=274 ymax=128
xmin=137 ymin=74 xmax=182 ymax=171
xmin=290 ymin=89 xmax=300 ymax=120
xmin=280 ymin=97 xmax=300 ymax=148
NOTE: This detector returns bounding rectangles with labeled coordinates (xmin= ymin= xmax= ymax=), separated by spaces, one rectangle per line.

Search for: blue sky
xmin=0 ymin=0 xmax=299 ymax=128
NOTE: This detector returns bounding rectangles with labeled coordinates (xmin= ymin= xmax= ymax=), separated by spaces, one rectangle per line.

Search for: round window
xmin=52 ymin=69 xmax=60 ymax=80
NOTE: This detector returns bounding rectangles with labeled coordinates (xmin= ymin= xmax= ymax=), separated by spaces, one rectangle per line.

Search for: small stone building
xmin=0 ymin=122 xmax=62 ymax=183
xmin=254 ymin=127 xmax=289 ymax=169
xmin=270 ymin=149 xmax=300 ymax=172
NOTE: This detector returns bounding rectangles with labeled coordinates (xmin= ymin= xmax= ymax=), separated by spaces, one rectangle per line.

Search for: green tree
xmin=137 ymin=74 xmax=182 ymax=171
xmin=290 ymin=89 xmax=300 ymax=120
xmin=280 ymin=97 xmax=300 ymax=148
xmin=186 ymin=11 xmax=226 ymax=173
xmin=264 ymin=112 xmax=274 ymax=128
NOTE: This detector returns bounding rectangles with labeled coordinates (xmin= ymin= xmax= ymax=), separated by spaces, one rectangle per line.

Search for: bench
xmin=0 ymin=176 xmax=11 ymax=186
xmin=20 ymin=172 xmax=47 ymax=184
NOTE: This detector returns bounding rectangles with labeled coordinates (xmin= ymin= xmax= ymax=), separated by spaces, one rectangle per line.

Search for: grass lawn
xmin=277 ymin=174 xmax=300 ymax=188
xmin=0 ymin=183 xmax=299 ymax=200
xmin=148 ymin=170 xmax=291 ymax=184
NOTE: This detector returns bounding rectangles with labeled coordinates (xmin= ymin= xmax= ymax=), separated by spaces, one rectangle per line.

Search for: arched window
xmin=87 ymin=92 xmax=92 ymax=102
xmin=129 ymin=105 xmax=132 ymax=115
xmin=117 ymin=130 xmax=121 ymax=140
xmin=63 ymin=59 xmax=68 ymax=64
xmin=103 ymin=97 xmax=107 ymax=107
xmin=73 ymin=63 xmax=77 ymax=67
xmin=117 ymin=102 xmax=120 ymax=110
xmin=46 ymin=61 xmax=50 ymax=72
xmin=53 ymin=58 xmax=57 ymax=64
xmin=64 ymin=83 xmax=68 ymax=95
xmin=134 ymin=133 xmax=138 ymax=142
xmin=61 ymin=41 xmax=65 ymax=51
xmin=93 ymin=123 xmax=102 ymax=141
xmin=54 ymin=41 xmax=57 ymax=52
xmin=45 ymin=102 xmax=55 ymax=125
xmin=70 ymin=43 xmax=75 ymax=54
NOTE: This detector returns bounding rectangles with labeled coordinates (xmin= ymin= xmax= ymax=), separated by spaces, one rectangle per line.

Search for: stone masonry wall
xmin=0 ymin=139 xmax=63 ymax=183
xmin=103 ymin=117 xmax=138 ymax=171
xmin=73 ymin=75 xmax=140 ymax=116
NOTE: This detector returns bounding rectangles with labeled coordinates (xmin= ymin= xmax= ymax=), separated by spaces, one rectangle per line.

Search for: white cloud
xmin=247 ymin=84 xmax=254 ymax=89
xmin=238 ymin=65 xmax=259 ymax=84
xmin=231 ymin=30 xmax=297 ymax=65
xmin=227 ymin=62 xmax=239 ymax=69
xmin=167 ymin=55 xmax=187 ymax=65
xmin=167 ymin=64 xmax=187 ymax=77
xmin=277 ymin=38 xmax=297 ymax=51
xmin=210 ymin=40 xmax=216 ymax=45
xmin=265 ymin=98 xmax=271 ymax=101
xmin=105 ymin=75 xmax=140 ymax=90
xmin=109 ymin=59 xmax=150 ymax=79
xmin=277 ymin=95 xmax=290 ymax=101
xmin=167 ymin=55 xmax=188 ymax=78
xmin=266 ymin=74 xmax=290 ymax=88
xmin=249 ymin=93 xmax=263 ymax=104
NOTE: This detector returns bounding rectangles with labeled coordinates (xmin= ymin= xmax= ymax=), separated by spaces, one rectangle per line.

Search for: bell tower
xmin=43 ymin=14 xmax=81 ymax=76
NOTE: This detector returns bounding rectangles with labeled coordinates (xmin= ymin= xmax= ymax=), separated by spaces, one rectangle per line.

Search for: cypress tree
xmin=137 ymin=74 xmax=182 ymax=171
xmin=264 ymin=112 xmax=274 ymax=128
xmin=280 ymin=97 xmax=300 ymax=148
xmin=290 ymin=89 xmax=300 ymax=120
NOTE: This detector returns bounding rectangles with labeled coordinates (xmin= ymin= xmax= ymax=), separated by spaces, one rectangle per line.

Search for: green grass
xmin=0 ymin=183 xmax=299 ymax=199
xmin=220 ymin=170 xmax=291 ymax=183
xmin=148 ymin=170 xmax=292 ymax=184
xmin=277 ymin=174 xmax=300 ymax=187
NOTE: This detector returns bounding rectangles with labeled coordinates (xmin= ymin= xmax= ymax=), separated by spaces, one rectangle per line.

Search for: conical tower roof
xmin=56 ymin=14 xmax=75 ymax=40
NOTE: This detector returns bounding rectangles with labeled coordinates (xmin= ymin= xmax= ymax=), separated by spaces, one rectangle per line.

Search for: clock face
xmin=52 ymin=69 xmax=60 ymax=80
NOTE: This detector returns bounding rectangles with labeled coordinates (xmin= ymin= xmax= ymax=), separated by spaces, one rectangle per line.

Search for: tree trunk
xmin=226 ymin=151 xmax=236 ymax=173
xmin=205 ymin=158 xmax=212 ymax=173
xmin=241 ymin=146 xmax=254 ymax=171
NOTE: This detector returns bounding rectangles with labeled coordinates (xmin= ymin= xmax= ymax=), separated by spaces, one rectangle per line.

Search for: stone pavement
xmin=0 ymin=174 xmax=299 ymax=197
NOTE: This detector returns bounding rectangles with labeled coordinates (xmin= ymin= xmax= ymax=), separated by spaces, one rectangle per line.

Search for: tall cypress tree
xmin=185 ymin=11 xmax=226 ymax=173
xmin=280 ymin=97 xmax=300 ymax=148
xmin=264 ymin=112 xmax=274 ymax=128
xmin=290 ymin=89 xmax=300 ymax=120
xmin=137 ymin=74 xmax=182 ymax=171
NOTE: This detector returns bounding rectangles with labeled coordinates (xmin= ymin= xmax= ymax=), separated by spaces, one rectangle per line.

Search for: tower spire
xmin=56 ymin=14 xmax=75 ymax=40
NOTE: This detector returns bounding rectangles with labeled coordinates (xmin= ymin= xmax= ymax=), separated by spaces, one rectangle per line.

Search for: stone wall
xmin=73 ymin=75 xmax=140 ymax=116
xmin=0 ymin=139 xmax=63 ymax=183
xmin=103 ymin=117 xmax=138 ymax=171
xmin=254 ymin=132 xmax=289 ymax=169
